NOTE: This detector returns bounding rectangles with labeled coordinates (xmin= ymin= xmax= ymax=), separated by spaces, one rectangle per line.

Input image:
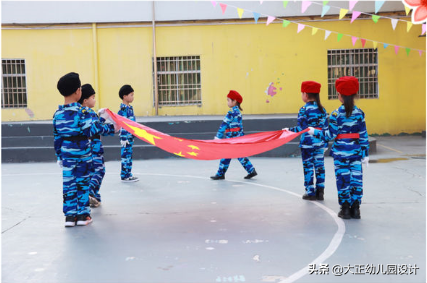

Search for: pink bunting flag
xmin=351 ymin=11 xmax=362 ymax=23
xmin=351 ymin=36 xmax=358 ymax=46
xmin=419 ymin=50 xmax=423 ymax=56
xmin=266 ymin=16 xmax=276 ymax=26
xmin=219 ymin=3 xmax=227 ymax=14
xmin=423 ymin=24 xmax=426 ymax=35
xmin=211 ymin=1 xmax=217 ymax=7
xmin=297 ymin=24 xmax=306 ymax=33
xmin=361 ymin=38 xmax=367 ymax=48
xmin=394 ymin=46 xmax=400 ymax=54
xmin=302 ymin=1 xmax=312 ymax=13
xmin=349 ymin=0 xmax=358 ymax=11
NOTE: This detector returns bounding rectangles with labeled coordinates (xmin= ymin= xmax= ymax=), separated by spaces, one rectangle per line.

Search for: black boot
xmin=338 ymin=201 xmax=351 ymax=219
xmin=244 ymin=169 xmax=258 ymax=179
xmin=316 ymin=188 xmax=324 ymax=201
xmin=350 ymin=200 xmax=361 ymax=219
xmin=210 ymin=174 xmax=225 ymax=180
xmin=302 ymin=193 xmax=317 ymax=201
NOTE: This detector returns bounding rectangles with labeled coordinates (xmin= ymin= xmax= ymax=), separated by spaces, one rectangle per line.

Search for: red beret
xmin=227 ymin=90 xmax=243 ymax=104
xmin=301 ymin=81 xmax=321 ymax=93
xmin=335 ymin=76 xmax=359 ymax=96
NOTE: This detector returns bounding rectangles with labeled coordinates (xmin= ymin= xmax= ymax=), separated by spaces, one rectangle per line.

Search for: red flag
xmin=107 ymin=109 xmax=307 ymax=160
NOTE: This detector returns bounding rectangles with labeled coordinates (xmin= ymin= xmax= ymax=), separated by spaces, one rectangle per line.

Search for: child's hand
xmin=362 ymin=157 xmax=369 ymax=167
xmin=120 ymin=140 xmax=130 ymax=147
xmin=282 ymin=128 xmax=289 ymax=131
xmin=57 ymin=160 xmax=63 ymax=168
xmin=307 ymin=127 xmax=315 ymax=135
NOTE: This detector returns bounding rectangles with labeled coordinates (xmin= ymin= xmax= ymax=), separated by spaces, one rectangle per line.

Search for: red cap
xmin=227 ymin=90 xmax=243 ymax=104
xmin=301 ymin=81 xmax=321 ymax=93
xmin=335 ymin=76 xmax=359 ymax=96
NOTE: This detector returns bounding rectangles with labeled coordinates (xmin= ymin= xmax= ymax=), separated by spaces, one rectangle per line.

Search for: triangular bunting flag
xmin=211 ymin=1 xmax=217 ymax=8
xmin=219 ymin=3 xmax=227 ymax=14
xmin=383 ymin=43 xmax=389 ymax=48
xmin=283 ymin=1 xmax=289 ymax=9
xmin=339 ymin=8 xmax=349 ymax=19
xmin=302 ymin=1 xmax=312 ymax=13
xmin=351 ymin=36 xmax=358 ymax=46
xmin=372 ymin=15 xmax=380 ymax=23
xmin=323 ymin=1 xmax=329 ymax=5
xmin=391 ymin=19 xmax=398 ymax=30
xmin=394 ymin=46 xmax=400 ymax=54
xmin=373 ymin=41 xmax=378 ymax=49
xmin=405 ymin=48 xmax=411 ymax=56
xmin=297 ymin=24 xmax=306 ymax=33
xmin=321 ymin=5 xmax=331 ymax=17
xmin=361 ymin=38 xmax=367 ymax=48
xmin=266 ymin=16 xmax=276 ymax=26
xmin=419 ymin=50 xmax=423 ymax=56
xmin=423 ymin=24 xmax=426 ymax=35
xmin=253 ymin=12 xmax=261 ymax=24
xmin=349 ymin=1 xmax=358 ymax=11
xmin=237 ymin=8 xmax=244 ymax=19
xmin=312 ymin=27 xmax=319 ymax=35
xmin=375 ymin=1 xmax=385 ymax=14
xmin=407 ymin=22 xmax=413 ymax=32
xmin=351 ymin=11 xmax=362 ymax=23
xmin=337 ymin=33 xmax=344 ymax=42
xmin=405 ymin=6 xmax=411 ymax=16
xmin=282 ymin=20 xmax=291 ymax=27
xmin=324 ymin=30 xmax=331 ymax=40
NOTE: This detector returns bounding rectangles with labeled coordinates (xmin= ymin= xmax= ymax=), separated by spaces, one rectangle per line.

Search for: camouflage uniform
xmin=289 ymin=101 xmax=328 ymax=196
xmin=214 ymin=106 xmax=255 ymax=176
xmin=53 ymin=103 xmax=115 ymax=217
xmin=313 ymin=105 xmax=369 ymax=205
xmin=118 ymin=103 xmax=135 ymax=180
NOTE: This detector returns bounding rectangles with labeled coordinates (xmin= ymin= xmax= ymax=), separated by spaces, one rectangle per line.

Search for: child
xmin=284 ymin=81 xmax=328 ymax=201
xmin=308 ymin=76 xmax=369 ymax=219
xmin=53 ymin=72 xmax=117 ymax=227
xmin=118 ymin=84 xmax=139 ymax=182
xmin=210 ymin=90 xmax=258 ymax=180
xmin=78 ymin=84 xmax=115 ymax=207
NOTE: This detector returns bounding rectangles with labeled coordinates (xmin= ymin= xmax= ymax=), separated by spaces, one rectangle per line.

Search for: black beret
xmin=78 ymin=84 xmax=96 ymax=104
xmin=119 ymin=84 xmax=134 ymax=99
xmin=57 ymin=72 xmax=81 ymax=97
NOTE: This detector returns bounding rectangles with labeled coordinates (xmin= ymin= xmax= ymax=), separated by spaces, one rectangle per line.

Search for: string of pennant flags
xmin=210 ymin=1 xmax=426 ymax=56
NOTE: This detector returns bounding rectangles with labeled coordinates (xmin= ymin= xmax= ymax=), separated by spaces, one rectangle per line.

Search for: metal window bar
xmin=327 ymin=49 xmax=378 ymax=100
xmin=153 ymin=56 xmax=201 ymax=106
xmin=1 ymin=59 xmax=27 ymax=108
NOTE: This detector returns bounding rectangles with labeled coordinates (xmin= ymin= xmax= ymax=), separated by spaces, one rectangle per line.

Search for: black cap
xmin=119 ymin=84 xmax=134 ymax=99
xmin=57 ymin=72 xmax=81 ymax=97
xmin=78 ymin=84 xmax=96 ymax=104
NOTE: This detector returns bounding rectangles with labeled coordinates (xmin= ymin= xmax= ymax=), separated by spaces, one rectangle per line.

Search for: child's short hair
xmin=119 ymin=85 xmax=134 ymax=99
xmin=57 ymin=72 xmax=81 ymax=97
xmin=78 ymin=84 xmax=95 ymax=104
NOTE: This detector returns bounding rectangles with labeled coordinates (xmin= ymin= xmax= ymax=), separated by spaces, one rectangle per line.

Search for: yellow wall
xmin=1 ymin=17 xmax=426 ymax=135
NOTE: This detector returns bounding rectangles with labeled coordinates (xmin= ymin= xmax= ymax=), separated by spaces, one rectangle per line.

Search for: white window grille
xmin=1 ymin=59 xmax=27 ymax=108
xmin=327 ymin=49 xmax=378 ymax=99
xmin=153 ymin=56 xmax=201 ymax=106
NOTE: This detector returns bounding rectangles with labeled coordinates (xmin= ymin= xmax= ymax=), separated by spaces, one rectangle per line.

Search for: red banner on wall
xmin=106 ymin=109 xmax=306 ymax=160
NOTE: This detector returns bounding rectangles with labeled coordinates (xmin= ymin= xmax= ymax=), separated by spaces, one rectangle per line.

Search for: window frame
xmin=1 ymin=58 xmax=28 ymax=108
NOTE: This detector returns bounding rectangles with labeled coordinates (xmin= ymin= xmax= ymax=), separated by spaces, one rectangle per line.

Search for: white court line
xmin=3 ymin=171 xmax=345 ymax=282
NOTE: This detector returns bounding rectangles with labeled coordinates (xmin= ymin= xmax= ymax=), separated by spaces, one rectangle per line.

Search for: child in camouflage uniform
xmin=210 ymin=90 xmax=257 ymax=180
xmin=53 ymin=73 xmax=117 ymax=227
xmin=308 ymin=76 xmax=369 ymax=219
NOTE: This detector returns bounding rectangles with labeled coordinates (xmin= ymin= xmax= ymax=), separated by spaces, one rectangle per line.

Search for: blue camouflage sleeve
xmin=80 ymin=107 xmax=115 ymax=137
xmin=53 ymin=115 xmax=63 ymax=160
xmin=359 ymin=111 xmax=369 ymax=157
xmin=216 ymin=111 xmax=233 ymax=139
xmin=315 ymin=111 xmax=339 ymax=142
xmin=289 ymin=107 xmax=306 ymax=133
xmin=118 ymin=108 xmax=132 ymax=141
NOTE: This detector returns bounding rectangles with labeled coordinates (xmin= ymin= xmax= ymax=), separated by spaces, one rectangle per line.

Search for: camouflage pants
xmin=62 ymin=157 xmax=92 ymax=216
xmin=333 ymin=158 xmax=363 ymax=205
xmin=216 ymin=157 xmax=255 ymax=177
xmin=89 ymin=154 xmax=105 ymax=202
xmin=301 ymin=148 xmax=325 ymax=195
xmin=120 ymin=139 xmax=134 ymax=179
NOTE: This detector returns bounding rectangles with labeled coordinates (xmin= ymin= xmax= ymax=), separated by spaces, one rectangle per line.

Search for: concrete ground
xmin=2 ymin=136 xmax=425 ymax=283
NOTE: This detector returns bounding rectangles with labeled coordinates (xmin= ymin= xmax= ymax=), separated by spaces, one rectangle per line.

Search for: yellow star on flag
xmin=188 ymin=145 xmax=199 ymax=150
xmin=174 ymin=138 xmax=184 ymax=142
xmin=174 ymin=152 xmax=185 ymax=157
xmin=125 ymin=123 xmax=162 ymax=145
xmin=187 ymin=151 xmax=198 ymax=156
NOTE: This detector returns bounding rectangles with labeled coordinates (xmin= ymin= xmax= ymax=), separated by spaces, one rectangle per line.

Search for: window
xmin=1 ymin=59 xmax=28 ymax=108
xmin=327 ymin=49 xmax=378 ymax=99
xmin=153 ymin=56 xmax=201 ymax=106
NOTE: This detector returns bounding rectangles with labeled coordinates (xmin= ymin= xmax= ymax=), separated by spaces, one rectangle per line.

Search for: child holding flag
xmin=210 ymin=90 xmax=258 ymax=180
xmin=307 ymin=76 xmax=369 ymax=219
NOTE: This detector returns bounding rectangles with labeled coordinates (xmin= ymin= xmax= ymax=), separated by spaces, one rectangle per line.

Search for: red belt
xmin=225 ymin=127 xmax=241 ymax=133
xmin=336 ymin=133 xmax=360 ymax=139
xmin=314 ymin=127 xmax=322 ymax=130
